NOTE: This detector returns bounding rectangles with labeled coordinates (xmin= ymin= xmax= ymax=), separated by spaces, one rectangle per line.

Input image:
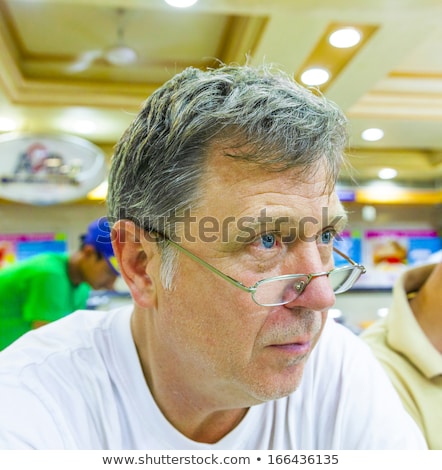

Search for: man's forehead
xmin=203 ymin=165 xmax=339 ymax=209
xmin=225 ymin=202 xmax=347 ymax=230
xmin=197 ymin=148 xmax=344 ymax=219
xmin=203 ymin=143 xmax=336 ymax=190
xmin=168 ymin=193 xmax=346 ymax=245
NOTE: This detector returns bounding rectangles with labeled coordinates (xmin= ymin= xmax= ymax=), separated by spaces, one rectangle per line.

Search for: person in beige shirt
xmin=362 ymin=261 xmax=442 ymax=449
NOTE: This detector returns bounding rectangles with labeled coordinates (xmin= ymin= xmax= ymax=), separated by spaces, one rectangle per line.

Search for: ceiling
xmin=0 ymin=0 xmax=441 ymax=197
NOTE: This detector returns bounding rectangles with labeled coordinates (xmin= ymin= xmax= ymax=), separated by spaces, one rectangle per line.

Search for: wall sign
xmin=0 ymin=232 xmax=67 ymax=269
xmin=334 ymin=227 xmax=441 ymax=289
xmin=0 ymin=133 xmax=106 ymax=205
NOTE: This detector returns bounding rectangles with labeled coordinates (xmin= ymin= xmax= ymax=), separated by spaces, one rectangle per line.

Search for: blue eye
xmin=320 ymin=229 xmax=335 ymax=244
xmin=260 ymin=233 xmax=276 ymax=249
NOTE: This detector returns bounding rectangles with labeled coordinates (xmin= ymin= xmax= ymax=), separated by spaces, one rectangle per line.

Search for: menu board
xmin=0 ymin=232 xmax=67 ymax=269
xmin=334 ymin=229 xmax=363 ymax=267
xmin=334 ymin=227 xmax=441 ymax=289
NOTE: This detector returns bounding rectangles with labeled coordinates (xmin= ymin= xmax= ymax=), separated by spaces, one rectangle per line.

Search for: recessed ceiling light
xmin=59 ymin=117 xmax=96 ymax=135
xmin=164 ymin=0 xmax=198 ymax=7
xmin=71 ymin=120 xmax=96 ymax=134
xmin=361 ymin=128 xmax=384 ymax=141
xmin=300 ymin=68 xmax=330 ymax=86
xmin=362 ymin=205 xmax=377 ymax=222
xmin=329 ymin=28 xmax=361 ymax=48
xmin=378 ymin=168 xmax=398 ymax=180
xmin=0 ymin=117 xmax=18 ymax=131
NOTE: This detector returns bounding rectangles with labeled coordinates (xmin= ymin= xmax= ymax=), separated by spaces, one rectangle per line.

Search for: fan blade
xmin=66 ymin=50 xmax=103 ymax=73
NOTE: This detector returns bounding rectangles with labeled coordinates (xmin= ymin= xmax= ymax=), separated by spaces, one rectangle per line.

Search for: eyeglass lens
xmin=252 ymin=266 xmax=362 ymax=306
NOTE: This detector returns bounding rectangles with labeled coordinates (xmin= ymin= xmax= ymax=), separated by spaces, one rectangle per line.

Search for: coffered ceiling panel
xmin=0 ymin=0 xmax=441 ymax=194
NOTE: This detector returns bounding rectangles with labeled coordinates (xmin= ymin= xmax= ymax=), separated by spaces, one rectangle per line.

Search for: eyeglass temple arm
xmin=158 ymin=232 xmax=363 ymax=288
xmin=333 ymin=246 xmax=366 ymax=272
xmin=164 ymin=237 xmax=254 ymax=293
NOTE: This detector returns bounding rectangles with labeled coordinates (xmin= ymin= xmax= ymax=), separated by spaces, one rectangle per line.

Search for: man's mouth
xmin=268 ymin=340 xmax=311 ymax=355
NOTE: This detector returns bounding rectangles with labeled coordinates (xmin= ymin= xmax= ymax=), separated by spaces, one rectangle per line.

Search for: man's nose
xmin=283 ymin=244 xmax=336 ymax=310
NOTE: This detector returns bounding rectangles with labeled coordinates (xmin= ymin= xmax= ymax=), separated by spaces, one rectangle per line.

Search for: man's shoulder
xmin=304 ymin=318 xmax=377 ymax=382
xmin=0 ymin=252 xmax=68 ymax=278
xmin=0 ymin=305 xmax=132 ymax=375
xmin=295 ymin=318 xmax=427 ymax=449
xmin=0 ymin=305 xmax=136 ymax=449
xmin=316 ymin=317 xmax=369 ymax=354
xmin=28 ymin=252 xmax=69 ymax=272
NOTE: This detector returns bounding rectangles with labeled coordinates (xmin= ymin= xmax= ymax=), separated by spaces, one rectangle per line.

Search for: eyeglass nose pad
xmin=294 ymin=279 xmax=307 ymax=295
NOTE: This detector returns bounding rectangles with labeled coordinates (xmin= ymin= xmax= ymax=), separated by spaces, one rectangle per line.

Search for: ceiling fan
xmin=67 ymin=8 xmax=138 ymax=73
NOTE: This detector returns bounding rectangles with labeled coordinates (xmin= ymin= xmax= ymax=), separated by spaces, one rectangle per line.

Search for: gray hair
xmin=107 ymin=63 xmax=348 ymax=288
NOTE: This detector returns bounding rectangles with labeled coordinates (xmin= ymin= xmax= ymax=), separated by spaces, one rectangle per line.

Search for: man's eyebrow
xmin=214 ymin=213 xmax=300 ymax=247
xmin=248 ymin=209 xmax=349 ymax=229
xmin=234 ymin=214 xmax=303 ymax=232
xmin=225 ymin=210 xmax=347 ymax=239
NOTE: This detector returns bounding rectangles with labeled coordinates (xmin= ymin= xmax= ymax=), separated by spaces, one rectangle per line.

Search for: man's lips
xmin=267 ymin=340 xmax=312 ymax=355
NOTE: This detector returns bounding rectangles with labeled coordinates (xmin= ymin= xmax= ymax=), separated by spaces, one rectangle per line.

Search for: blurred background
xmin=0 ymin=0 xmax=441 ymax=331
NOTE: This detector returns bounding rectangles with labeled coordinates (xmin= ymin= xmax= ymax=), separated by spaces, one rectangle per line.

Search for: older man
xmin=0 ymin=64 xmax=426 ymax=449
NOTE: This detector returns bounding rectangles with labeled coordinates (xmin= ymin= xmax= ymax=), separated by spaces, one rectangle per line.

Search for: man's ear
xmin=111 ymin=220 xmax=158 ymax=309
xmin=81 ymin=244 xmax=97 ymax=259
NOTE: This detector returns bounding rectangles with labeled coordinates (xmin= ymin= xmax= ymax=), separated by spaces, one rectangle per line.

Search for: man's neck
xmin=130 ymin=308 xmax=249 ymax=443
xmin=67 ymin=253 xmax=83 ymax=286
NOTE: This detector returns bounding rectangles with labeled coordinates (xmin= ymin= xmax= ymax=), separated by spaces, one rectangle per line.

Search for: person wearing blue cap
xmin=0 ymin=217 xmax=119 ymax=350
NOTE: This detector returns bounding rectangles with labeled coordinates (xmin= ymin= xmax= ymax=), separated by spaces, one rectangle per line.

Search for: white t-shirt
xmin=0 ymin=306 xmax=426 ymax=450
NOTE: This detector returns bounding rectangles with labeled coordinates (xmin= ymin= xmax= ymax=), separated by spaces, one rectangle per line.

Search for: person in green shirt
xmin=0 ymin=217 xmax=119 ymax=350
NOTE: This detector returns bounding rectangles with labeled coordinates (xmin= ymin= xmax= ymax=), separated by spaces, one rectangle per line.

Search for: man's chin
xmin=250 ymin=368 xmax=306 ymax=403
